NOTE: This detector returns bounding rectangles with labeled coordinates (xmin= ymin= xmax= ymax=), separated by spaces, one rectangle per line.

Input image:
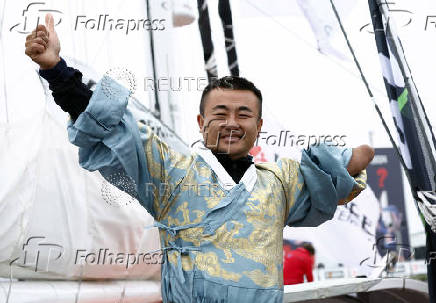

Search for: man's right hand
xmin=25 ymin=13 xmax=60 ymax=70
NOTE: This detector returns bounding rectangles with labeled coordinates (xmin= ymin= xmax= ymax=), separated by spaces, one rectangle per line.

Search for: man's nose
xmin=224 ymin=114 xmax=239 ymax=128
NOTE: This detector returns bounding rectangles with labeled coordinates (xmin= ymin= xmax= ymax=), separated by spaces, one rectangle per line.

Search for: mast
xmin=145 ymin=0 xmax=161 ymax=119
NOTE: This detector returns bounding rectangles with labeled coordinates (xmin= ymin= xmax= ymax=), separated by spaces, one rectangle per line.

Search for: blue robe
xmin=67 ymin=76 xmax=367 ymax=303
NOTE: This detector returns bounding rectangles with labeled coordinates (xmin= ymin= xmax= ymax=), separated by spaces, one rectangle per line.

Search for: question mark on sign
xmin=376 ymin=167 xmax=388 ymax=188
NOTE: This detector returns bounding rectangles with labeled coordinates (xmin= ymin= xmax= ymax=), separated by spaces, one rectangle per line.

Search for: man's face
xmin=197 ymin=88 xmax=263 ymax=160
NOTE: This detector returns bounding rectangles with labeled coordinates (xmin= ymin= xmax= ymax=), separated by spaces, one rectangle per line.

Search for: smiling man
xmin=197 ymin=80 xmax=263 ymax=160
xmin=25 ymin=13 xmax=373 ymax=303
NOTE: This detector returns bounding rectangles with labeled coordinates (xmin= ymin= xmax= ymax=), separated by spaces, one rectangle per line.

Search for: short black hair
xmin=302 ymin=243 xmax=315 ymax=255
xmin=199 ymin=76 xmax=262 ymax=118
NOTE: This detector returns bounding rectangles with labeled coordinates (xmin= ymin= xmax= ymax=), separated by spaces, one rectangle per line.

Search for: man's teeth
xmin=222 ymin=135 xmax=241 ymax=138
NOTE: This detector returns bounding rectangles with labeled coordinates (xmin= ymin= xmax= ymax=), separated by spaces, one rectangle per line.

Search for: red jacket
xmin=283 ymin=247 xmax=314 ymax=285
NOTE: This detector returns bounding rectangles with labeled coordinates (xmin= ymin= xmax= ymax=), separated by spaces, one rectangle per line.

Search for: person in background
xmin=283 ymin=242 xmax=315 ymax=285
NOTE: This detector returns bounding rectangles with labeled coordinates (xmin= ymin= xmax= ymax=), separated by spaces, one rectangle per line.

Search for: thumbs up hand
xmin=25 ymin=13 xmax=61 ymax=69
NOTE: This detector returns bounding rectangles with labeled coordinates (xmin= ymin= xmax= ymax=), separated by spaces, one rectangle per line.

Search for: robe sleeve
xmin=67 ymin=76 xmax=187 ymax=219
xmin=279 ymin=144 xmax=367 ymax=227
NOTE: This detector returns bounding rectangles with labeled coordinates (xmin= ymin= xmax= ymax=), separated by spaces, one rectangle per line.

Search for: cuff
xmin=339 ymin=170 xmax=367 ymax=204
xmin=39 ymin=57 xmax=74 ymax=83
xmin=338 ymin=147 xmax=367 ymax=204
xmin=69 ymin=75 xmax=131 ymax=140
xmin=303 ymin=144 xmax=365 ymax=202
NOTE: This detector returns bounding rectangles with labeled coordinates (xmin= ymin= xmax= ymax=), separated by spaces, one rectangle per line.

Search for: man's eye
xmin=239 ymin=114 xmax=250 ymax=118
xmin=215 ymin=113 xmax=226 ymax=116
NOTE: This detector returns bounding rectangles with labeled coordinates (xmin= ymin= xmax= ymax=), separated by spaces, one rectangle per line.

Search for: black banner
xmin=366 ymin=148 xmax=410 ymax=259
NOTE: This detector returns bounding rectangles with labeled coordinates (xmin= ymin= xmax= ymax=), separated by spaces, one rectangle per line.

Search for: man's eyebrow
xmin=211 ymin=105 xmax=254 ymax=113
xmin=211 ymin=105 xmax=229 ymax=111
xmin=238 ymin=106 xmax=253 ymax=113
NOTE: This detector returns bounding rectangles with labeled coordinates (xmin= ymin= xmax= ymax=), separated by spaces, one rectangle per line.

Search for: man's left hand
xmin=347 ymin=145 xmax=375 ymax=176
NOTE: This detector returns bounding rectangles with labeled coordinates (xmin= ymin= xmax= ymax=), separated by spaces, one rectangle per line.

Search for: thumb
xmin=45 ymin=13 xmax=55 ymax=32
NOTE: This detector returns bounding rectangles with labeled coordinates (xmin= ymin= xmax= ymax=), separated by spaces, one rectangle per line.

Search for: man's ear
xmin=256 ymin=118 xmax=263 ymax=133
xmin=197 ymin=114 xmax=204 ymax=134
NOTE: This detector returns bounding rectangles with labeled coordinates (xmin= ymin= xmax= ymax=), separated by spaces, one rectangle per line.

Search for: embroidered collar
xmin=191 ymin=144 xmax=257 ymax=192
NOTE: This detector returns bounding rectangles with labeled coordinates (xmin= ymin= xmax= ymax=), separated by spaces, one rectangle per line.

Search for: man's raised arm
xmin=25 ymin=14 xmax=91 ymax=121
xmin=282 ymin=143 xmax=372 ymax=228
xmin=24 ymin=14 xmax=186 ymax=219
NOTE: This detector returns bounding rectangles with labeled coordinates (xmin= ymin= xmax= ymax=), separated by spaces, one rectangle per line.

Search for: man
xmin=25 ymin=14 xmax=374 ymax=303
xmin=283 ymin=242 xmax=315 ymax=285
